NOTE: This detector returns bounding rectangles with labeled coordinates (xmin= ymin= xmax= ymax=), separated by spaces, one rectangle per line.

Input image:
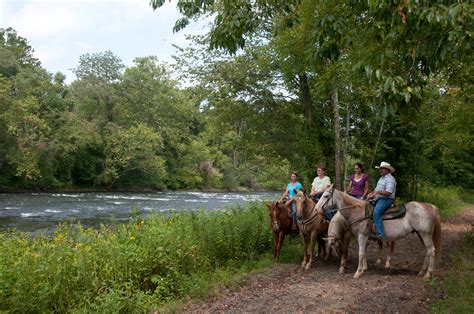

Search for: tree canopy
xmin=0 ymin=1 xmax=472 ymax=195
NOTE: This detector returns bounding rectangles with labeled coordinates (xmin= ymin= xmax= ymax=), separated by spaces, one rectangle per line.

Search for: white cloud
xmin=1 ymin=0 xmax=210 ymax=83
xmin=34 ymin=43 xmax=66 ymax=63
xmin=5 ymin=2 xmax=93 ymax=38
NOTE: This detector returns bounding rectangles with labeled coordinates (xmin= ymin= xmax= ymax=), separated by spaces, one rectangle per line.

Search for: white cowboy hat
xmin=375 ymin=161 xmax=395 ymax=173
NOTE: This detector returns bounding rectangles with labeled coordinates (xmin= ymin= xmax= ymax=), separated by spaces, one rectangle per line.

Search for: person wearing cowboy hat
xmin=368 ymin=161 xmax=397 ymax=239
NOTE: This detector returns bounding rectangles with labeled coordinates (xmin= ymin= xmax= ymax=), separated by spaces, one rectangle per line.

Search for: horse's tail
xmin=432 ymin=205 xmax=442 ymax=260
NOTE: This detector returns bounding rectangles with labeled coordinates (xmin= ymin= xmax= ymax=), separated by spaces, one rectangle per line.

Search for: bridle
xmin=296 ymin=193 xmax=324 ymax=236
xmin=319 ymin=188 xmax=336 ymax=212
xmin=319 ymin=188 xmax=370 ymax=226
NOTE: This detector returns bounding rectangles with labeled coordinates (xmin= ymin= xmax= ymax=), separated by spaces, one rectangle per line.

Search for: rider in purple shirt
xmin=346 ymin=162 xmax=369 ymax=199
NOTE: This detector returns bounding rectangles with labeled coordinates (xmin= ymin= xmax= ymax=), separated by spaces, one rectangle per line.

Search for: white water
xmin=0 ymin=191 xmax=280 ymax=233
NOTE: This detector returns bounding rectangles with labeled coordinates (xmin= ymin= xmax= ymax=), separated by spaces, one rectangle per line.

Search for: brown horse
xmin=267 ymin=201 xmax=293 ymax=263
xmin=295 ymin=191 xmax=329 ymax=270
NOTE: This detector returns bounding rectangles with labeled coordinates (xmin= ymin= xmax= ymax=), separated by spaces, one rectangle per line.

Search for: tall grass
xmin=416 ymin=184 xmax=472 ymax=218
xmin=0 ymin=203 xmax=279 ymax=312
xmin=432 ymin=232 xmax=474 ymax=313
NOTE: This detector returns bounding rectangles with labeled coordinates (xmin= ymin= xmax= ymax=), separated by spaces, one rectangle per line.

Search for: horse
xmin=316 ymin=185 xmax=441 ymax=279
xmin=325 ymin=211 xmax=395 ymax=274
xmin=295 ymin=190 xmax=329 ymax=270
xmin=267 ymin=201 xmax=293 ymax=263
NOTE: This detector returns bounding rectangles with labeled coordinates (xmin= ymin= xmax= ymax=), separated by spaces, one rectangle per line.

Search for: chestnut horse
xmin=267 ymin=201 xmax=293 ymax=263
xmin=295 ymin=191 xmax=329 ymax=270
xmin=316 ymin=185 xmax=441 ymax=279
xmin=326 ymin=211 xmax=395 ymax=274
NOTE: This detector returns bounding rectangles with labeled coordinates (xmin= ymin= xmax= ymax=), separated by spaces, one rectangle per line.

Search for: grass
xmin=0 ymin=203 xmax=304 ymax=313
xmin=416 ymin=185 xmax=473 ymax=218
xmin=432 ymin=231 xmax=474 ymax=313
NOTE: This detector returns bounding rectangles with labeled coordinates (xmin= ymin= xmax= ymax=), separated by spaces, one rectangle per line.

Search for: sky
xmin=0 ymin=0 xmax=210 ymax=83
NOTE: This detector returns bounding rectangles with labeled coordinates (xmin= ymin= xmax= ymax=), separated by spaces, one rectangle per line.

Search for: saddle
xmin=382 ymin=203 xmax=407 ymax=220
xmin=367 ymin=200 xmax=407 ymax=220
xmin=368 ymin=203 xmax=407 ymax=236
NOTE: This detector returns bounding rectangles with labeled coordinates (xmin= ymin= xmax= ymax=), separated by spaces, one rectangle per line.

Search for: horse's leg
xmin=354 ymin=234 xmax=368 ymax=279
xmin=276 ymin=232 xmax=285 ymax=263
xmin=301 ymin=233 xmax=308 ymax=268
xmin=385 ymin=241 xmax=394 ymax=269
xmin=419 ymin=233 xmax=436 ymax=279
xmin=376 ymin=240 xmax=383 ymax=264
xmin=318 ymin=234 xmax=329 ymax=260
xmin=305 ymin=232 xmax=317 ymax=270
xmin=339 ymin=235 xmax=351 ymax=274
xmin=272 ymin=232 xmax=278 ymax=262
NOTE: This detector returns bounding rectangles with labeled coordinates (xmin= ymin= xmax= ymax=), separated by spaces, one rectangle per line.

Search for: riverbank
xmin=0 ymin=204 xmax=275 ymax=312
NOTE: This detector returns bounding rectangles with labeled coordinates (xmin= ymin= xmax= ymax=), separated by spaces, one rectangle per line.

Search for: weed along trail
xmin=181 ymin=206 xmax=474 ymax=312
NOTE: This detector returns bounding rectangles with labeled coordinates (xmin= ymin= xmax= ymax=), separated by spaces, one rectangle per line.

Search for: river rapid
xmin=0 ymin=191 xmax=280 ymax=234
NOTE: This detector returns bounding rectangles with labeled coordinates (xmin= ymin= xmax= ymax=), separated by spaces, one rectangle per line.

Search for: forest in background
xmin=0 ymin=1 xmax=472 ymax=198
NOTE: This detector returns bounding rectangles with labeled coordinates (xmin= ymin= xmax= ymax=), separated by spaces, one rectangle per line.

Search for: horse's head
xmin=267 ymin=202 xmax=284 ymax=232
xmin=295 ymin=190 xmax=307 ymax=221
xmin=323 ymin=236 xmax=342 ymax=257
xmin=315 ymin=184 xmax=336 ymax=213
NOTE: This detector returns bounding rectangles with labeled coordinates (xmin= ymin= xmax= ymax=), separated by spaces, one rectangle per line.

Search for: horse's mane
xmin=337 ymin=189 xmax=365 ymax=206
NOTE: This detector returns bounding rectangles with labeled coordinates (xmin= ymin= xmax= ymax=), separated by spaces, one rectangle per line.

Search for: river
xmin=0 ymin=191 xmax=280 ymax=234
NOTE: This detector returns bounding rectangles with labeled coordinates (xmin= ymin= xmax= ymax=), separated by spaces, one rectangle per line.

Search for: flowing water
xmin=0 ymin=191 xmax=280 ymax=234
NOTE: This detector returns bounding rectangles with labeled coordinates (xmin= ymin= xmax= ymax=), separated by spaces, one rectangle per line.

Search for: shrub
xmin=416 ymin=184 xmax=467 ymax=218
xmin=0 ymin=203 xmax=274 ymax=312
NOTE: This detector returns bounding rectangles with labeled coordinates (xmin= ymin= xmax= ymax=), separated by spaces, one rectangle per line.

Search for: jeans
xmin=373 ymin=197 xmax=394 ymax=237
xmin=291 ymin=201 xmax=297 ymax=223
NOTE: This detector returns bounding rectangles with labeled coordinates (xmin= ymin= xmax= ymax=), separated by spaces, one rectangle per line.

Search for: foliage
xmin=432 ymin=231 xmax=474 ymax=313
xmin=0 ymin=204 xmax=274 ymax=312
xmin=1 ymin=0 xmax=473 ymax=194
xmin=416 ymin=184 xmax=470 ymax=219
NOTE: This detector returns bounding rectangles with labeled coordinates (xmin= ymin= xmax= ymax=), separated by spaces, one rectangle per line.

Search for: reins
xmin=321 ymin=189 xmax=372 ymax=226
xmin=297 ymin=195 xmax=323 ymax=236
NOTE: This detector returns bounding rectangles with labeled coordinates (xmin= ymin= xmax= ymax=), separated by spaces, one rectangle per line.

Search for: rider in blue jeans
xmin=279 ymin=172 xmax=303 ymax=231
xmin=368 ymin=162 xmax=397 ymax=239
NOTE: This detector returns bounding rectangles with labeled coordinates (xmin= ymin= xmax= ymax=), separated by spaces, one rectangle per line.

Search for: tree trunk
xmin=298 ymin=72 xmax=313 ymax=130
xmin=332 ymin=85 xmax=341 ymax=190
xmin=343 ymin=100 xmax=350 ymax=190
xmin=370 ymin=118 xmax=385 ymax=170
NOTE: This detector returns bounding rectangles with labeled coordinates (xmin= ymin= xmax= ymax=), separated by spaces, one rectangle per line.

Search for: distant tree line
xmin=1 ymin=0 xmax=473 ymax=198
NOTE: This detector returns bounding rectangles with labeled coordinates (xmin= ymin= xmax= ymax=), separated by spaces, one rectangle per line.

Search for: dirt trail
xmin=182 ymin=206 xmax=474 ymax=313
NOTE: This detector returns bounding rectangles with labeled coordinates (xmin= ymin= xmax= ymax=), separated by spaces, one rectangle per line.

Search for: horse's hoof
xmin=305 ymin=263 xmax=311 ymax=270
xmin=384 ymin=262 xmax=391 ymax=269
xmin=423 ymin=273 xmax=431 ymax=280
xmin=375 ymin=259 xmax=382 ymax=265
xmin=353 ymin=272 xmax=362 ymax=279
xmin=301 ymin=262 xmax=306 ymax=268
xmin=339 ymin=267 xmax=345 ymax=274
xmin=417 ymin=271 xmax=425 ymax=277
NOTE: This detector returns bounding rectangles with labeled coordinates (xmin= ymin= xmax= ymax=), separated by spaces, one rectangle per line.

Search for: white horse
xmin=326 ymin=211 xmax=394 ymax=274
xmin=316 ymin=185 xmax=441 ymax=279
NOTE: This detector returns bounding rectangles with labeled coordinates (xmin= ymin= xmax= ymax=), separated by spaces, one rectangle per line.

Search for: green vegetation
xmin=0 ymin=204 xmax=302 ymax=312
xmin=432 ymin=232 xmax=474 ymax=313
xmin=1 ymin=1 xmax=472 ymax=311
xmin=416 ymin=185 xmax=472 ymax=219
xmin=1 ymin=1 xmax=473 ymax=196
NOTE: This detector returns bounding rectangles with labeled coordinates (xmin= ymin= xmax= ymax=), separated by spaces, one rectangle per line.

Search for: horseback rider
xmin=367 ymin=162 xmax=397 ymax=239
xmin=278 ymin=172 xmax=303 ymax=231
xmin=309 ymin=164 xmax=331 ymax=201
